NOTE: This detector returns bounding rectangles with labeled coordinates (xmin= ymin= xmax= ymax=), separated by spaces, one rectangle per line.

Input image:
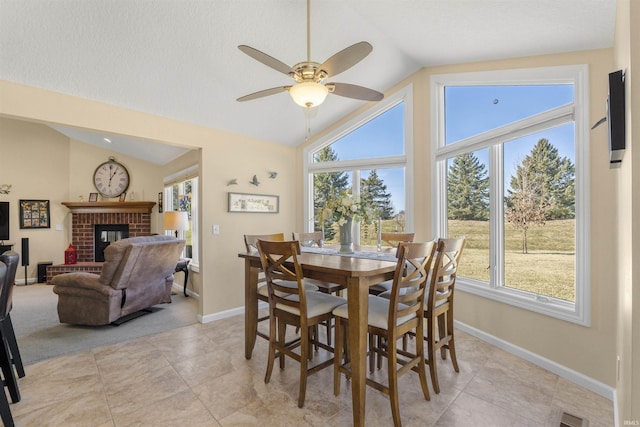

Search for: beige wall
xmin=614 ymin=0 xmax=640 ymax=421
xmin=297 ymin=48 xmax=618 ymax=387
xmin=0 ymin=41 xmax=631 ymax=403
xmin=0 ymin=118 xmax=70 ymax=280
xmin=0 ymin=80 xmax=298 ymax=322
xmin=0 ymin=117 xmax=176 ymax=279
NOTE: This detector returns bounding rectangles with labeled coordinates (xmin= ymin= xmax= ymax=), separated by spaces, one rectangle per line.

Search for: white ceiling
xmin=1 ymin=0 xmax=616 ymax=165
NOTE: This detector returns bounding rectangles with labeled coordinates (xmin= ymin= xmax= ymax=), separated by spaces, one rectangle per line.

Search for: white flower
xmin=351 ymin=205 xmax=358 ymax=213
xmin=337 ymin=217 xmax=347 ymax=226
xmin=342 ymin=197 xmax=352 ymax=207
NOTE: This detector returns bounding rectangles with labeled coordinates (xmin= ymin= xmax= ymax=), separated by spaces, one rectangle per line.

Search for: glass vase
xmin=338 ymin=216 xmax=354 ymax=253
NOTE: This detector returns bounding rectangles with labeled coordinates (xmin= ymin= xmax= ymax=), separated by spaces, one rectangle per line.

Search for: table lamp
xmin=163 ymin=211 xmax=189 ymax=238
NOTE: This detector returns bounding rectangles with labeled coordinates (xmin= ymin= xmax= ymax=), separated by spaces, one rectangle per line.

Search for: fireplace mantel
xmin=62 ymin=201 xmax=156 ymax=214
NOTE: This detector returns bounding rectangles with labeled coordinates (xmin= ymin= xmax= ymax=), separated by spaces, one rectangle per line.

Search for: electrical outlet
xmin=212 ymin=224 xmax=220 ymax=235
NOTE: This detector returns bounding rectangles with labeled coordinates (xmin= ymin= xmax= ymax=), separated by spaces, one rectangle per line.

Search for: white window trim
xmin=163 ymin=166 xmax=199 ymax=270
xmin=430 ymin=65 xmax=590 ymax=326
xmin=303 ymin=85 xmax=414 ymax=233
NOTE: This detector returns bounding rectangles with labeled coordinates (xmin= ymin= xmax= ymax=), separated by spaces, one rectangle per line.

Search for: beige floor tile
xmin=111 ymin=389 xmax=221 ymax=427
xmin=11 ymin=317 xmax=614 ymax=427
xmin=436 ymin=391 xmax=543 ymax=427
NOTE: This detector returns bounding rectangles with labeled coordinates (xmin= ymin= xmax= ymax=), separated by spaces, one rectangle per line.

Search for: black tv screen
xmin=0 ymin=202 xmax=9 ymax=242
xmin=607 ymin=70 xmax=626 ymax=164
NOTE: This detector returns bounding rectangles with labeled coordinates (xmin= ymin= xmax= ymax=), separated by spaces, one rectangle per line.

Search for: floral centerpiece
xmin=321 ymin=191 xmax=369 ymax=253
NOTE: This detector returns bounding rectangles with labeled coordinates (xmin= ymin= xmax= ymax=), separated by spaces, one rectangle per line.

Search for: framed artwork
xmin=158 ymin=192 xmax=163 ymax=213
xmin=119 ymin=193 xmax=127 ymax=202
xmin=228 ymin=192 xmax=279 ymax=213
xmin=19 ymin=199 xmax=50 ymax=229
xmin=89 ymin=192 xmax=99 ymax=202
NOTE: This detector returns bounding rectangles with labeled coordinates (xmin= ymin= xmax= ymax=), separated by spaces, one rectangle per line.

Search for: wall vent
xmin=560 ymin=412 xmax=588 ymax=427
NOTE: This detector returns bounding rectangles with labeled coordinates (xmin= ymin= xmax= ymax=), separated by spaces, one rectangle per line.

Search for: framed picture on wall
xmin=158 ymin=192 xmax=163 ymax=213
xmin=89 ymin=193 xmax=99 ymax=202
xmin=228 ymin=192 xmax=279 ymax=213
xmin=19 ymin=199 xmax=50 ymax=229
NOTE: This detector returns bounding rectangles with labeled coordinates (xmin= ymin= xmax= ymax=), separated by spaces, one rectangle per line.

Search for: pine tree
xmin=361 ymin=170 xmax=394 ymax=219
xmin=313 ymin=146 xmax=349 ymax=239
xmin=508 ymin=138 xmax=575 ymax=220
xmin=447 ymin=153 xmax=489 ymax=220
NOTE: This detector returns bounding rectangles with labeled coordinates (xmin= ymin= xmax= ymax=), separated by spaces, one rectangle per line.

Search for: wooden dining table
xmin=238 ymin=247 xmax=397 ymax=427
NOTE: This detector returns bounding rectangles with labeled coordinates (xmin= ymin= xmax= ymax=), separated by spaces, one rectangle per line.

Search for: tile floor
xmin=7 ymin=314 xmax=614 ymax=426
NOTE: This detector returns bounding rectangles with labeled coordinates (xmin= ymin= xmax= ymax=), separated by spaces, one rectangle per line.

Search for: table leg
xmin=244 ymin=260 xmax=259 ymax=359
xmin=347 ymin=277 xmax=369 ymax=427
xmin=183 ymin=267 xmax=189 ymax=297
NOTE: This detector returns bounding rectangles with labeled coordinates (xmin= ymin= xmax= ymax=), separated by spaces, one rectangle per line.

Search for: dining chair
xmin=423 ymin=237 xmax=465 ymax=393
xmin=292 ymin=232 xmax=345 ymax=296
xmin=333 ymin=241 xmax=436 ymax=427
xmin=244 ymin=233 xmax=320 ymax=342
xmin=369 ymin=232 xmax=415 ymax=295
xmin=257 ymin=239 xmax=346 ymax=408
xmin=0 ymin=260 xmax=15 ymax=427
xmin=0 ymin=251 xmax=23 ymax=405
xmin=293 ymin=231 xmax=345 ymax=345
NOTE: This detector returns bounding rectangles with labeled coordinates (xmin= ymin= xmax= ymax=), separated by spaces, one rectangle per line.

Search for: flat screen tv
xmin=607 ymin=70 xmax=626 ymax=164
xmin=0 ymin=202 xmax=9 ymax=242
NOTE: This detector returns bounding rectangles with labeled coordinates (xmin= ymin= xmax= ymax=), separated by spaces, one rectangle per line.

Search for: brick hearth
xmin=61 ymin=202 xmax=155 ymax=262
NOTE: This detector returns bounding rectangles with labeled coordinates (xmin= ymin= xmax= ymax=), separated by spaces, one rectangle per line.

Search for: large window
xmin=432 ymin=66 xmax=590 ymax=325
xmin=304 ymin=86 xmax=413 ymax=245
xmin=164 ymin=166 xmax=199 ymax=268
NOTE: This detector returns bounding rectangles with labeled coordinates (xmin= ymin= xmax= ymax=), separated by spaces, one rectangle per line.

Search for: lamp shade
xmin=163 ymin=211 xmax=189 ymax=233
xmin=289 ymin=81 xmax=329 ymax=108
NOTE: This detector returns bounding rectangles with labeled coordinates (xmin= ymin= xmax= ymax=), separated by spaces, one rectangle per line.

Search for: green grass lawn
xmin=449 ymin=219 xmax=575 ymax=301
xmin=324 ymin=217 xmax=576 ymax=302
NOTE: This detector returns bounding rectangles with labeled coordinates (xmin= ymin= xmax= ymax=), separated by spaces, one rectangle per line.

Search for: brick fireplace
xmin=61 ymin=202 xmax=156 ymax=262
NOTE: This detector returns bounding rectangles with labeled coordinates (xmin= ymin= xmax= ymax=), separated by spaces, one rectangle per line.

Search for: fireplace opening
xmin=95 ymin=224 xmax=129 ymax=262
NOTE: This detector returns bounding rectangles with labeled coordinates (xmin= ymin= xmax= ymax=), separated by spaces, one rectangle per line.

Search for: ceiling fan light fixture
xmin=289 ymin=81 xmax=328 ymax=108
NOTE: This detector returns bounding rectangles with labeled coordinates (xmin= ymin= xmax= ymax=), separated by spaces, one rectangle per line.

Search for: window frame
xmin=431 ymin=65 xmax=590 ymax=326
xmin=164 ymin=165 xmax=199 ymax=271
xmin=303 ymin=85 xmax=414 ymax=237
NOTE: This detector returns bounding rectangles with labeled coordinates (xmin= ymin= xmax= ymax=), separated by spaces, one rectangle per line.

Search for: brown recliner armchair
xmin=52 ymin=235 xmax=185 ymax=325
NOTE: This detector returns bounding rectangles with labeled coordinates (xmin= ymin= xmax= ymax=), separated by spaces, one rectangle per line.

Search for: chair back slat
xmin=257 ymin=240 xmax=307 ymax=316
xmin=381 ymin=232 xmax=415 ymax=250
xmin=292 ymin=231 xmax=324 ymax=248
xmin=427 ymin=238 xmax=465 ymax=313
xmin=244 ymin=233 xmax=285 ymax=252
xmin=387 ymin=242 xmax=436 ymax=327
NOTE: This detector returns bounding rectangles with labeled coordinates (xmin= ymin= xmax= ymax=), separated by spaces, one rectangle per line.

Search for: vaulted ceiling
xmin=0 ymin=0 xmax=616 ymax=164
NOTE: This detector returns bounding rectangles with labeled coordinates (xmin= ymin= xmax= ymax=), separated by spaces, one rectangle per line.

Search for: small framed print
xmin=89 ymin=193 xmax=99 ymax=202
xmin=19 ymin=199 xmax=50 ymax=229
xmin=119 ymin=193 xmax=127 ymax=202
xmin=228 ymin=192 xmax=279 ymax=213
xmin=158 ymin=192 xmax=163 ymax=213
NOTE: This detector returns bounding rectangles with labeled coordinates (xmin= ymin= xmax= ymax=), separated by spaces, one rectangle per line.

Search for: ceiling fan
xmin=236 ymin=0 xmax=384 ymax=108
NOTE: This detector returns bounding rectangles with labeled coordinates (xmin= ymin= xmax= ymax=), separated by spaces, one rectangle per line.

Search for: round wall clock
xmin=93 ymin=158 xmax=130 ymax=198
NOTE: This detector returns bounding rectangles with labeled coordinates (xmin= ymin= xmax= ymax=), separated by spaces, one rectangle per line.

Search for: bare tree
xmin=506 ymin=164 xmax=550 ymax=254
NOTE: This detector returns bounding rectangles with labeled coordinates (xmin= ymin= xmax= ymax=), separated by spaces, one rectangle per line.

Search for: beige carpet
xmin=10 ymin=283 xmax=198 ymax=365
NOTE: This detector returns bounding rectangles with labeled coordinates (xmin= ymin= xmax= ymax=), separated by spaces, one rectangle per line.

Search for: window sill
xmin=457 ymin=278 xmax=589 ymax=327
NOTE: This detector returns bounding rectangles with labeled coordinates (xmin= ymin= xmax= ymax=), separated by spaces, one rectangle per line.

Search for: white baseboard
xmin=199 ymin=301 xmax=267 ymax=324
xmin=195 ymin=304 xmax=616 ymax=407
xmin=16 ymin=278 xmax=38 ymax=285
xmin=199 ymin=305 xmax=245 ymax=324
xmin=454 ymin=320 xmax=615 ymax=402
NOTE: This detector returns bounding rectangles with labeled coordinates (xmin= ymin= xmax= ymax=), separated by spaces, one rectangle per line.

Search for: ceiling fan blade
xmin=318 ymin=42 xmax=373 ymax=78
xmin=328 ymin=83 xmax=384 ymax=102
xmin=238 ymin=45 xmax=295 ymax=76
xmin=237 ymin=86 xmax=291 ymax=102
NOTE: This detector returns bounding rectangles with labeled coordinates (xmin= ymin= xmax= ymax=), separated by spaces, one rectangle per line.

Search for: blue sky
xmin=321 ymin=84 xmax=575 ymax=214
